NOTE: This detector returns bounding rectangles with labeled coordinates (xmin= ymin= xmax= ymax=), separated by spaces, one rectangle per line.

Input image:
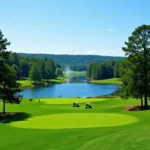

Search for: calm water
xmin=20 ymin=75 xmax=120 ymax=98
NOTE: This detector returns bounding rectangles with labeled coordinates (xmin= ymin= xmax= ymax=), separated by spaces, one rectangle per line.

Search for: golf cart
xmin=72 ymin=102 xmax=80 ymax=107
xmin=85 ymin=103 xmax=92 ymax=109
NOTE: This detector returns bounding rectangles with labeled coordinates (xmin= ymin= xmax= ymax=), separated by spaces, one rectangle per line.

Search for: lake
xmin=20 ymin=75 xmax=120 ymax=98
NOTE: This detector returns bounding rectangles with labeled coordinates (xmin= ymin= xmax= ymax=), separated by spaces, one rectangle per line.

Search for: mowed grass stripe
xmin=40 ymin=98 xmax=106 ymax=104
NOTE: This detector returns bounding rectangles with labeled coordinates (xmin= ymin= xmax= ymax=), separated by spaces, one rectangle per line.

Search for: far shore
xmin=88 ymin=78 xmax=121 ymax=85
xmin=18 ymin=71 xmax=86 ymax=88
xmin=18 ymin=77 xmax=66 ymax=88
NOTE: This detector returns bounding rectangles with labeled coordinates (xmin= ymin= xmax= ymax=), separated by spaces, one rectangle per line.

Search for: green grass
xmin=49 ymin=77 xmax=66 ymax=84
xmin=18 ymin=77 xmax=66 ymax=88
xmin=18 ymin=79 xmax=47 ymax=88
xmin=10 ymin=113 xmax=137 ymax=129
xmin=40 ymin=98 xmax=106 ymax=104
xmin=0 ymin=97 xmax=150 ymax=150
xmin=17 ymin=79 xmax=34 ymax=88
xmin=69 ymin=71 xmax=86 ymax=75
xmin=89 ymin=78 xmax=121 ymax=84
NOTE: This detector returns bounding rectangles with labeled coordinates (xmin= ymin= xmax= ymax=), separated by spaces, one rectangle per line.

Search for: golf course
xmin=0 ymin=97 xmax=149 ymax=150
xmin=0 ymin=1 xmax=150 ymax=149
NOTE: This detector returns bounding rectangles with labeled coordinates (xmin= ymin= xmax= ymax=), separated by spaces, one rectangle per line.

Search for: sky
xmin=0 ymin=0 xmax=150 ymax=56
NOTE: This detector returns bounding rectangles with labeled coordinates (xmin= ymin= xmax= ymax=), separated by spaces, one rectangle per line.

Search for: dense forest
xmin=87 ymin=61 xmax=121 ymax=80
xmin=6 ymin=53 xmax=63 ymax=82
xmin=6 ymin=53 xmax=123 ymax=82
xmin=19 ymin=53 xmax=125 ymax=71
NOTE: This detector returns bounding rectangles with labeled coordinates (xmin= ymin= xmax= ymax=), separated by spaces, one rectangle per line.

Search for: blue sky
xmin=0 ymin=0 xmax=150 ymax=56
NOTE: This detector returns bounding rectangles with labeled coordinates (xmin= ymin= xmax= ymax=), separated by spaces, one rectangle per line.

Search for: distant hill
xmin=18 ymin=53 xmax=125 ymax=71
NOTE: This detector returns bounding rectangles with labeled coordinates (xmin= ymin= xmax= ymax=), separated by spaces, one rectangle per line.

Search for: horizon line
xmin=17 ymin=52 xmax=125 ymax=57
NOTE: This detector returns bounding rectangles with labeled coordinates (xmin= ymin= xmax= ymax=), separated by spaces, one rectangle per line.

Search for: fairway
xmin=10 ymin=113 xmax=137 ymax=129
xmin=41 ymin=98 xmax=106 ymax=104
xmin=0 ymin=97 xmax=149 ymax=150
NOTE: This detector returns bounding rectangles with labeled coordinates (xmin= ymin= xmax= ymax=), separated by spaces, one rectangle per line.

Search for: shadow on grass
xmin=0 ymin=112 xmax=31 ymax=123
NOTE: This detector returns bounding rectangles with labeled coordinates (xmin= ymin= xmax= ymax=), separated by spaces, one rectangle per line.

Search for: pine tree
xmin=55 ymin=68 xmax=63 ymax=77
xmin=122 ymin=25 xmax=150 ymax=109
xmin=29 ymin=64 xmax=41 ymax=82
xmin=0 ymin=30 xmax=22 ymax=114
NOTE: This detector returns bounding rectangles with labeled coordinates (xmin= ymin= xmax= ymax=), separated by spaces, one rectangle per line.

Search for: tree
xmin=12 ymin=64 xmax=19 ymax=79
xmin=48 ymin=59 xmax=56 ymax=79
xmin=87 ymin=63 xmax=93 ymax=79
xmin=0 ymin=30 xmax=22 ymax=114
xmin=55 ymin=68 xmax=63 ymax=77
xmin=0 ymin=64 xmax=22 ymax=114
xmin=37 ymin=59 xmax=45 ymax=80
xmin=122 ymin=25 xmax=150 ymax=109
xmin=20 ymin=59 xmax=29 ymax=77
xmin=45 ymin=64 xmax=53 ymax=81
xmin=29 ymin=64 xmax=41 ymax=82
xmin=114 ymin=62 xmax=120 ymax=78
xmin=120 ymin=57 xmax=145 ymax=108
xmin=91 ymin=63 xmax=98 ymax=79
xmin=56 ymin=64 xmax=61 ymax=69
xmin=44 ymin=59 xmax=56 ymax=80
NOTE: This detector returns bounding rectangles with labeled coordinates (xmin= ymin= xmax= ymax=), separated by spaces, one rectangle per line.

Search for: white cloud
xmin=53 ymin=50 xmax=109 ymax=56
xmin=86 ymin=50 xmax=100 ymax=55
xmin=108 ymin=29 xmax=112 ymax=32
xmin=48 ymin=50 xmax=123 ymax=56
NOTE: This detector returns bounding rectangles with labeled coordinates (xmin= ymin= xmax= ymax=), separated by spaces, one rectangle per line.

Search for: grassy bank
xmin=89 ymin=78 xmax=121 ymax=85
xmin=70 ymin=71 xmax=86 ymax=75
xmin=49 ymin=77 xmax=66 ymax=84
xmin=18 ymin=71 xmax=86 ymax=88
xmin=0 ymin=97 xmax=149 ymax=150
xmin=18 ymin=77 xmax=66 ymax=88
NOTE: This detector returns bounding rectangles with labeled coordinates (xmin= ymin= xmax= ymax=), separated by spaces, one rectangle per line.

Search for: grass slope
xmin=89 ymin=78 xmax=121 ymax=85
xmin=0 ymin=97 xmax=150 ymax=150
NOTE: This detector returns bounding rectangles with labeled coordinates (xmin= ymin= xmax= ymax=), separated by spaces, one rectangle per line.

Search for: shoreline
xmin=88 ymin=78 xmax=121 ymax=85
xmin=18 ymin=77 xmax=66 ymax=88
xmin=18 ymin=72 xmax=86 ymax=88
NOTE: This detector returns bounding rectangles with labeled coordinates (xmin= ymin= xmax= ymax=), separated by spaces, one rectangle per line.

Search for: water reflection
xmin=67 ymin=75 xmax=86 ymax=83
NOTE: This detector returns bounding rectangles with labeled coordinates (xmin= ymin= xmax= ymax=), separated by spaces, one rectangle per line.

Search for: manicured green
xmin=89 ymin=78 xmax=121 ymax=84
xmin=10 ymin=113 xmax=137 ymax=129
xmin=0 ymin=97 xmax=150 ymax=150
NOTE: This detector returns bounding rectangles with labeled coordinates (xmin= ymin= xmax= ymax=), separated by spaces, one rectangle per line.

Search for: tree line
xmin=19 ymin=53 xmax=124 ymax=71
xmin=87 ymin=61 xmax=121 ymax=80
xmin=6 ymin=53 xmax=63 ymax=82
